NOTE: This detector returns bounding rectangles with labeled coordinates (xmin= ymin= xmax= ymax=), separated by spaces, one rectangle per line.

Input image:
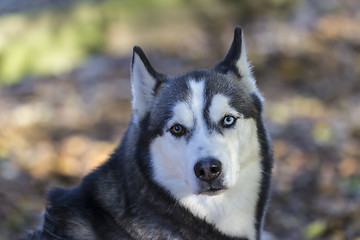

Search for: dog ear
xmin=214 ymin=27 xmax=259 ymax=95
xmin=131 ymin=46 xmax=164 ymax=123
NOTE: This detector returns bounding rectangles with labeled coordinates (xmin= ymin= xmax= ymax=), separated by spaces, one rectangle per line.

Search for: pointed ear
xmin=214 ymin=27 xmax=259 ymax=94
xmin=131 ymin=46 xmax=164 ymax=123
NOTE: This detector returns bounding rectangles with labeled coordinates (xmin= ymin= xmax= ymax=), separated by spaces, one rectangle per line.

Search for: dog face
xmin=148 ymin=74 xmax=261 ymax=198
xmin=131 ymin=27 xmax=262 ymax=200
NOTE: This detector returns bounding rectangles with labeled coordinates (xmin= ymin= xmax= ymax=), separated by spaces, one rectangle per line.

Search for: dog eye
xmin=222 ymin=115 xmax=237 ymax=128
xmin=169 ymin=124 xmax=186 ymax=136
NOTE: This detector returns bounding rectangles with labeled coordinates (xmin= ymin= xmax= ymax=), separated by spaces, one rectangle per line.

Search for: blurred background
xmin=0 ymin=0 xmax=359 ymax=239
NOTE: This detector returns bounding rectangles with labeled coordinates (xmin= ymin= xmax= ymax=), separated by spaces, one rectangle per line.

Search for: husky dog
xmin=24 ymin=27 xmax=272 ymax=240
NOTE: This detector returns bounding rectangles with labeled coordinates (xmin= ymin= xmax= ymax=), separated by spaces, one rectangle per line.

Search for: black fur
xmin=251 ymin=94 xmax=273 ymax=240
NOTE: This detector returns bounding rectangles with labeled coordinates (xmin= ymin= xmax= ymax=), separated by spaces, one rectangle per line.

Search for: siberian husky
xmin=24 ymin=27 xmax=273 ymax=240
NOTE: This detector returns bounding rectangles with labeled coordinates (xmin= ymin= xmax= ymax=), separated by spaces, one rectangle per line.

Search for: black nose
xmin=194 ymin=158 xmax=222 ymax=183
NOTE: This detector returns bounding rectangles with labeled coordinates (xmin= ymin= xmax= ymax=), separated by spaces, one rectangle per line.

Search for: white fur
xmin=235 ymin=33 xmax=263 ymax=102
xmin=131 ymin=52 xmax=157 ymax=123
xmin=208 ymin=94 xmax=244 ymax=123
xmin=179 ymin=119 xmax=261 ymax=240
xmin=167 ymin=102 xmax=194 ymax=130
xmin=150 ymin=80 xmax=262 ymax=240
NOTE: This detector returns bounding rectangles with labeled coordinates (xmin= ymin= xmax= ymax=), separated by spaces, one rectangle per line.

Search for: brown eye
xmin=170 ymin=124 xmax=186 ymax=136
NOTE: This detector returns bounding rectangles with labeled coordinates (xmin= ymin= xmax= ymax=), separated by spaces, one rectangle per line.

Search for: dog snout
xmin=194 ymin=158 xmax=222 ymax=183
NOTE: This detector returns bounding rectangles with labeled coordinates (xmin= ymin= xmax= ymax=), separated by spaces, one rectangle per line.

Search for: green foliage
xmin=0 ymin=0 xmax=296 ymax=85
xmin=304 ymin=220 xmax=327 ymax=238
xmin=0 ymin=0 xmax=192 ymax=85
xmin=0 ymin=3 xmax=106 ymax=85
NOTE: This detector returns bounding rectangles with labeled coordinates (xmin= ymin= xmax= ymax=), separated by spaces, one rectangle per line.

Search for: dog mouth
xmin=197 ymin=186 xmax=227 ymax=196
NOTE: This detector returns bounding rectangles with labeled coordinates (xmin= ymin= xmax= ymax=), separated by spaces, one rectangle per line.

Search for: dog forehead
xmin=150 ymin=69 xmax=257 ymax=129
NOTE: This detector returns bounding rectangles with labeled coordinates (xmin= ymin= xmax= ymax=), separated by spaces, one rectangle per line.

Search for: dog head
xmin=131 ymin=27 xmax=263 ymax=199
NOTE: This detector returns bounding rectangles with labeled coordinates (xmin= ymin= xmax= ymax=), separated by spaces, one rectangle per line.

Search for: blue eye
xmin=222 ymin=115 xmax=237 ymax=128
